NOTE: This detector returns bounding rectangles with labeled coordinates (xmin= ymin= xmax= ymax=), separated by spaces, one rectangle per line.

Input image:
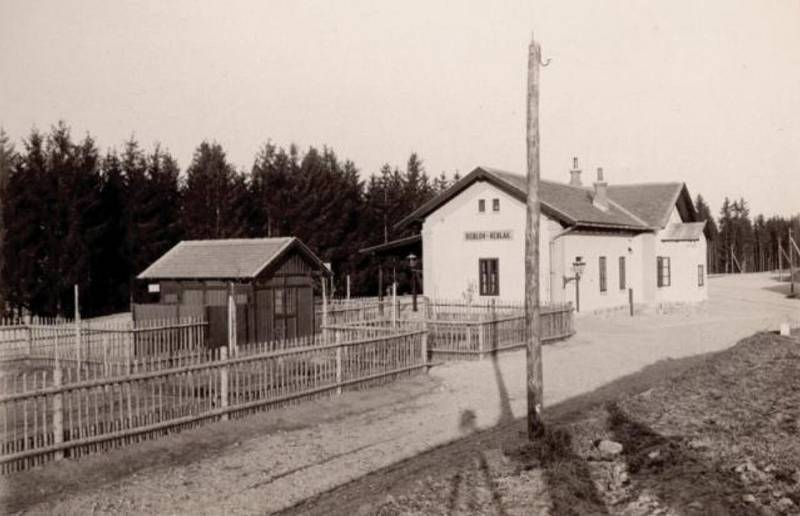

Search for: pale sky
xmin=1 ymin=0 xmax=799 ymax=218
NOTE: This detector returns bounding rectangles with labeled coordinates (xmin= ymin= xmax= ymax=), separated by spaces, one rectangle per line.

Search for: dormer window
xmin=492 ymin=198 xmax=500 ymax=212
xmin=478 ymin=199 xmax=485 ymax=212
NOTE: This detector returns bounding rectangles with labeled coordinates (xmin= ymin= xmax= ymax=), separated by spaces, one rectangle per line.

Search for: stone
xmin=743 ymin=494 xmax=757 ymax=504
xmin=597 ymin=439 xmax=624 ymax=456
xmin=791 ymin=470 xmax=800 ymax=484
xmin=688 ymin=501 xmax=704 ymax=510
xmin=776 ymin=497 xmax=795 ymax=512
xmin=647 ymin=449 xmax=661 ymax=460
xmin=687 ymin=437 xmax=711 ymax=450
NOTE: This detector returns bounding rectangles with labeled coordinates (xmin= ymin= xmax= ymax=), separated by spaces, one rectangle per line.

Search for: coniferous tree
xmin=91 ymin=150 xmax=130 ymax=312
xmin=695 ymin=194 xmax=718 ymax=272
xmin=182 ymin=141 xmax=247 ymax=239
xmin=0 ymin=129 xmax=15 ymax=315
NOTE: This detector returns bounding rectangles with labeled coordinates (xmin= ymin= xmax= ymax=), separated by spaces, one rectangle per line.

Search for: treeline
xmin=0 ymin=122 xmax=455 ymax=318
xmin=695 ymin=195 xmax=800 ymax=274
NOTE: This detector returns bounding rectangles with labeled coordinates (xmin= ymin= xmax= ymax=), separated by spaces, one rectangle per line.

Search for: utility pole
xmin=525 ymin=33 xmax=548 ymax=439
xmin=790 ymin=227 xmax=795 ymax=296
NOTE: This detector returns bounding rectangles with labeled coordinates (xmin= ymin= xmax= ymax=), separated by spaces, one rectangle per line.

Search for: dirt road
xmin=4 ymin=273 xmax=798 ymax=515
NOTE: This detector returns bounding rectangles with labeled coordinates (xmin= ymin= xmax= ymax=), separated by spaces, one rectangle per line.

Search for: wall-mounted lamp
xmin=563 ymin=256 xmax=587 ymax=312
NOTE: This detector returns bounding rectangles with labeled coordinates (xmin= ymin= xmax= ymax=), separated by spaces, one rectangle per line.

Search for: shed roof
xmin=395 ymin=166 xmax=690 ymax=232
xmin=660 ymin=222 xmax=706 ymax=242
xmin=137 ymin=237 xmax=330 ymax=280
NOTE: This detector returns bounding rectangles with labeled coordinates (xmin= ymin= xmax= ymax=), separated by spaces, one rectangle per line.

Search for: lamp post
xmin=563 ymin=257 xmax=587 ymax=312
xmin=407 ymin=254 xmax=419 ymax=312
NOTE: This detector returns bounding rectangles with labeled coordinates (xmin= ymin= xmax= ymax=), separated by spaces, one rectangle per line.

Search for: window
xmin=619 ymin=256 xmax=626 ymax=290
xmin=698 ymin=265 xmax=705 ymax=286
xmin=479 ymin=259 xmax=499 ymax=296
xmin=478 ymin=199 xmax=486 ymax=212
xmin=599 ymin=256 xmax=607 ymax=293
xmin=492 ymin=198 xmax=500 ymax=212
xmin=657 ymin=257 xmax=671 ymax=287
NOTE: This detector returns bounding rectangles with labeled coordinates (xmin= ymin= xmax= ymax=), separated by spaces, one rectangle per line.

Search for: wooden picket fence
xmin=0 ymin=328 xmax=428 ymax=474
xmin=0 ymin=317 xmax=208 ymax=376
xmin=425 ymin=301 xmax=574 ymax=360
xmin=314 ymin=295 xmax=420 ymax=330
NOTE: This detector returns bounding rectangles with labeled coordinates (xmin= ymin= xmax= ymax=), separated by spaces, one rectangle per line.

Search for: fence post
xmin=421 ymin=297 xmax=429 ymax=370
xmin=478 ymin=321 xmax=485 ymax=360
xmin=103 ymin=334 xmax=109 ymax=376
xmin=322 ymin=278 xmax=329 ymax=343
xmin=220 ymin=346 xmax=229 ymax=420
xmin=74 ymin=284 xmax=81 ymax=376
xmin=335 ymin=332 xmax=343 ymax=395
xmin=228 ymin=283 xmax=237 ymax=357
xmin=392 ymin=283 xmax=397 ymax=329
xmin=53 ymin=367 xmax=64 ymax=460
xmin=26 ymin=325 xmax=33 ymax=359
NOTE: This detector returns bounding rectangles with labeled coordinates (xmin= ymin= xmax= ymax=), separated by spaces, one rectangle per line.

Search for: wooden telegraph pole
xmin=525 ymin=34 xmax=548 ymax=439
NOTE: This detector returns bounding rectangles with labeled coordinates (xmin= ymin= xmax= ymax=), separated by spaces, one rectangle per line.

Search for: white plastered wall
xmin=421 ymin=181 xmax=557 ymax=303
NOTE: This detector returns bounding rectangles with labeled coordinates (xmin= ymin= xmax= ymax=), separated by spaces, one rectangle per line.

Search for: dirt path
xmin=3 ymin=273 xmax=798 ymax=515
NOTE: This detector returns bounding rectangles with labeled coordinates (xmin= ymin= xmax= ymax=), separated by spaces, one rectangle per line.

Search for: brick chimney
xmin=569 ymin=157 xmax=582 ymax=186
xmin=593 ymin=167 xmax=609 ymax=212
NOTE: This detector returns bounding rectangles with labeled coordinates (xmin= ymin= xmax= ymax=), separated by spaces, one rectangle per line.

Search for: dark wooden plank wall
xmin=145 ymin=250 xmax=320 ymax=346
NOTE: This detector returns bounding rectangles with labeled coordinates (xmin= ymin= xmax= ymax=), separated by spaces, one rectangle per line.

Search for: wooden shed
xmin=136 ymin=237 xmax=331 ymax=346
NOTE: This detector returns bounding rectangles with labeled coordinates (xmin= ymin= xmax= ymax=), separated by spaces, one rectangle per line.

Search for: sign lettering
xmin=465 ymin=230 xmax=513 ymax=241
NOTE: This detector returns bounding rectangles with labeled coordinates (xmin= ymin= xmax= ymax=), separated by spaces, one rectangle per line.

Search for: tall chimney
xmin=593 ymin=167 xmax=609 ymax=212
xmin=569 ymin=157 xmax=582 ymax=186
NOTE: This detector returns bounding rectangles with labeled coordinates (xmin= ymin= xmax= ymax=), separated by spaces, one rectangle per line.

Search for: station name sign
xmin=465 ymin=230 xmax=513 ymax=241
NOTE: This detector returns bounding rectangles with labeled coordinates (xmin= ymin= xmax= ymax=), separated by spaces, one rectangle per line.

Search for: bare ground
xmin=1 ymin=273 xmax=798 ymax=515
xmin=313 ymin=331 xmax=800 ymax=516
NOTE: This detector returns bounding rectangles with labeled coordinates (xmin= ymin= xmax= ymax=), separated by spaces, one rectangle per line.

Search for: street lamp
xmin=563 ymin=256 xmax=587 ymax=312
xmin=407 ymin=253 xmax=419 ymax=312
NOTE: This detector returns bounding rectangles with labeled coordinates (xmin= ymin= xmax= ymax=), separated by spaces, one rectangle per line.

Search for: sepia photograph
xmin=0 ymin=1 xmax=799 ymax=514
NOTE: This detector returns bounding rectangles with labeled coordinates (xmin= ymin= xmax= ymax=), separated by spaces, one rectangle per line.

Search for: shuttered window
xmin=619 ymin=256 xmax=626 ymax=290
xmin=599 ymin=256 xmax=607 ymax=293
xmin=478 ymin=199 xmax=486 ymax=212
xmin=479 ymin=258 xmax=499 ymax=296
xmin=657 ymin=257 xmax=672 ymax=287
xmin=492 ymin=198 xmax=500 ymax=211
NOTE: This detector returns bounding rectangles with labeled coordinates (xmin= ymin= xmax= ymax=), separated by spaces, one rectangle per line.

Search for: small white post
xmin=780 ymin=323 xmax=791 ymax=337
xmin=53 ymin=367 xmax=64 ymax=460
xmin=346 ymin=274 xmax=351 ymax=300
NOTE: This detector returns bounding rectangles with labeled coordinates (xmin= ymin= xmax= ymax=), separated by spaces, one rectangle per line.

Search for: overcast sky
xmin=1 ymin=0 xmax=798 ymax=218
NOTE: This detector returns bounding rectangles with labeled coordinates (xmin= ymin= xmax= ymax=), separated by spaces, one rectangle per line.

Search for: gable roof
xmin=396 ymin=166 xmax=687 ymax=232
xmin=660 ymin=222 xmax=706 ymax=242
xmin=137 ymin=237 xmax=330 ymax=280
xmin=606 ymin=183 xmax=696 ymax=228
